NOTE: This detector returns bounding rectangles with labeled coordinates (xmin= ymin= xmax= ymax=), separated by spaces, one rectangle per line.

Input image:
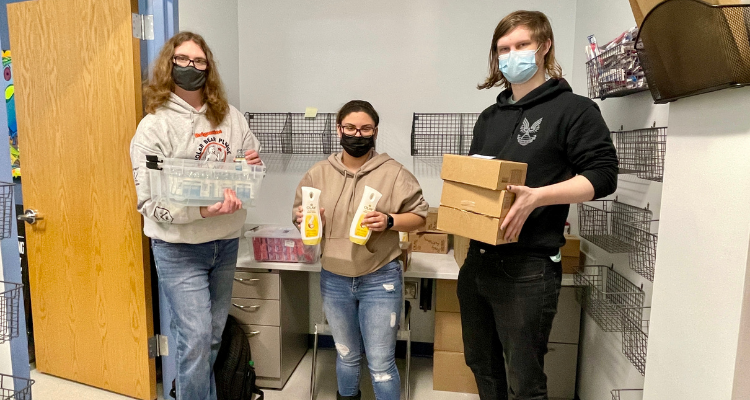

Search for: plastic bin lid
xmin=244 ymin=224 xmax=301 ymax=239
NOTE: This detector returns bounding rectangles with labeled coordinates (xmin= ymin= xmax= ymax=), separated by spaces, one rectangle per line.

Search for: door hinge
xmin=148 ymin=334 xmax=169 ymax=358
xmin=132 ymin=13 xmax=155 ymax=41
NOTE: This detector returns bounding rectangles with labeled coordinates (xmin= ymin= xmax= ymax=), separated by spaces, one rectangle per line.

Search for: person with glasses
xmin=129 ymin=31 xmax=262 ymax=400
xmin=293 ymin=100 xmax=429 ymax=400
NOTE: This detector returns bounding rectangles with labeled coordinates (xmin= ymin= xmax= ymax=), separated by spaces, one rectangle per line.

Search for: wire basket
xmin=0 ymin=373 xmax=33 ymax=399
xmin=613 ymin=127 xmax=667 ymax=182
xmin=586 ymin=41 xmax=649 ymax=100
xmin=0 ymin=282 xmax=23 ymax=344
xmin=621 ymin=220 xmax=659 ymax=282
xmin=611 ymin=389 xmax=643 ymax=400
xmin=577 ymin=199 xmax=652 ymax=253
xmin=0 ymin=183 xmax=13 ymax=239
xmin=622 ymin=309 xmax=650 ymax=376
xmin=411 ymin=113 xmax=479 ymax=157
xmin=636 ymin=0 xmax=750 ymax=104
xmin=575 ymin=265 xmax=644 ymax=332
xmin=245 ymin=112 xmax=341 ymax=155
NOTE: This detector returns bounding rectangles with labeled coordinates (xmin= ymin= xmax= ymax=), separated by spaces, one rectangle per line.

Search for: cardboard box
xmin=441 ymin=181 xmax=515 ymax=219
xmin=436 ymin=279 xmax=460 ymax=313
xmin=561 ymin=234 xmax=581 ymax=257
xmin=418 ymin=207 xmax=441 ymax=232
xmin=433 ymin=351 xmax=478 ymax=394
xmin=434 ymin=312 xmax=464 ymax=353
xmin=453 ymin=235 xmax=471 ymax=268
xmin=441 ymin=154 xmax=527 ymax=190
xmin=410 ymin=232 xmax=449 ymax=254
xmin=561 ymin=256 xmax=580 ymax=275
xmin=437 ymin=206 xmax=516 ymax=246
xmin=398 ymin=242 xmax=412 ymax=271
xmin=629 ymin=0 xmax=740 ymax=26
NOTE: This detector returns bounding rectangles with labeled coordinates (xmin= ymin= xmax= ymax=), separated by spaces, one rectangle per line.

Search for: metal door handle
xmin=232 ymin=304 xmax=261 ymax=312
xmin=248 ymin=331 xmax=260 ymax=337
xmin=234 ymin=277 xmax=260 ymax=283
xmin=18 ymin=209 xmax=42 ymax=225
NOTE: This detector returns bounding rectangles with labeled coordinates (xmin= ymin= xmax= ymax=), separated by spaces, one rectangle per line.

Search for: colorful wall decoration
xmin=3 ymin=50 xmax=17 ymax=177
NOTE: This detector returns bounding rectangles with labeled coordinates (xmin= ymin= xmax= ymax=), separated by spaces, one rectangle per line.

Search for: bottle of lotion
xmin=350 ymin=186 xmax=383 ymax=245
xmin=301 ymin=187 xmax=322 ymax=245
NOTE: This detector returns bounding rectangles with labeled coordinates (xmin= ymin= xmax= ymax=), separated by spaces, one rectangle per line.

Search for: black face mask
xmin=172 ymin=65 xmax=207 ymax=91
xmin=340 ymin=134 xmax=375 ymax=158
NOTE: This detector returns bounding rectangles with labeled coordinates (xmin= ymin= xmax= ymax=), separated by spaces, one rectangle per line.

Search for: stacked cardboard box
xmin=437 ymin=155 xmax=528 ymax=245
xmin=411 ymin=207 xmax=450 ymax=254
xmin=560 ymin=234 xmax=583 ymax=274
xmin=433 ymin=279 xmax=478 ymax=394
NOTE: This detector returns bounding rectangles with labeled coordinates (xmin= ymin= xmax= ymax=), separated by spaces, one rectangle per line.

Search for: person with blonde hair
xmin=130 ymin=31 xmax=261 ymax=400
xmin=459 ymin=11 xmax=618 ymax=400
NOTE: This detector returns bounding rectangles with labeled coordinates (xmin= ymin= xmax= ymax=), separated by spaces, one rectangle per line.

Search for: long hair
xmin=143 ymin=31 xmax=229 ymax=127
xmin=478 ymin=11 xmax=563 ymax=90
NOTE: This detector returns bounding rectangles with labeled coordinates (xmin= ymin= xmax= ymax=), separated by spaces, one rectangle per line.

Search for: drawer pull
xmin=234 ymin=277 xmax=261 ymax=284
xmin=232 ymin=304 xmax=261 ymax=312
xmin=248 ymin=331 xmax=261 ymax=337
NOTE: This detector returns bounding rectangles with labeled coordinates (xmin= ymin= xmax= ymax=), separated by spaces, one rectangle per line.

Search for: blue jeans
xmin=152 ymin=238 xmax=239 ymax=400
xmin=321 ymin=259 xmax=403 ymax=400
xmin=457 ymin=245 xmax=562 ymax=400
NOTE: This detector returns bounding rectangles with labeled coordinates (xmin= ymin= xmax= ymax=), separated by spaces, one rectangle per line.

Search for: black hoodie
xmin=469 ymin=78 xmax=618 ymax=255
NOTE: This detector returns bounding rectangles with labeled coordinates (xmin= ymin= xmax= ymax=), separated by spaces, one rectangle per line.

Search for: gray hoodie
xmin=130 ymin=93 xmax=260 ymax=244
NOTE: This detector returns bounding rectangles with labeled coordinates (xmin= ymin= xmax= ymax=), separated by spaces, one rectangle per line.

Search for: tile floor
xmin=30 ymin=349 xmax=481 ymax=400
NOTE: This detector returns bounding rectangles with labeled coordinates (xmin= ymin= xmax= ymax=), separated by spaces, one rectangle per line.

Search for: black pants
xmin=457 ymin=245 xmax=562 ymax=400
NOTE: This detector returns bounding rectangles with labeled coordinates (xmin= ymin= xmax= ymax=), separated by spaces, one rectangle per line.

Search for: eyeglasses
xmin=173 ymin=55 xmax=208 ymax=71
xmin=340 ymin=124 xmax=377 ymax=137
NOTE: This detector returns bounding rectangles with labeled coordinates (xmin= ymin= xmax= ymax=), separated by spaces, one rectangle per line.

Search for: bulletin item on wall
xmin=612 ymin=125 xmax=667 ymax=182
xmin=410 ymin=113 xmax=479 ymax=157
xmin=585 ymin=27 xmax=649 ymax=100
xmin=2 ymin=50 xmax=18 ymax=178
xmin=244 ymin=112 xmax=342 ymax=155
xmin=636 ymin=0 xmax=750 ymax=103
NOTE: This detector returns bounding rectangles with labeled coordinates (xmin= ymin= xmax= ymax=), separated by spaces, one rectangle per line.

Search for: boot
xmin=336 ymin=390 xmax=362 ymax=400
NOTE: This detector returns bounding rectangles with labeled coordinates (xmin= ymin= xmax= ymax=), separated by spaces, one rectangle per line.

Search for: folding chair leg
xmin=405 ymin=333 xmax=411 ymax=400
xmin=310 ymin=327 xmax=319 ymax=400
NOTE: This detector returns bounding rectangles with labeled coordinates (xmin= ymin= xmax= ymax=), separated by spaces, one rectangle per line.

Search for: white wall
xmin=570 ymin=1 xmax=668 ymax=399
xmin=642 ymin=87 xmax=750 ymax=400
xmin=178 ymin=0 xmax=241 ymax=107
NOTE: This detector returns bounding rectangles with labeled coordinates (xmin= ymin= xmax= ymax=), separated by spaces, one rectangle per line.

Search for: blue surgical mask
xmin=498 ymin=48 xmax=540 ymax=85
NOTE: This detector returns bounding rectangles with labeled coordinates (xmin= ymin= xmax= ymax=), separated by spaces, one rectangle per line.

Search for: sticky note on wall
xmin=305 ymin=107 xmax=318 ymax=118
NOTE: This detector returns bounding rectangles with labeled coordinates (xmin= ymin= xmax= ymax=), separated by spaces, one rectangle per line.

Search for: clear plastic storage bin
xmin=245 ymin=225 xmax=320 ymax=264
xmin=149 ymin=158 xmax=266 ymax=207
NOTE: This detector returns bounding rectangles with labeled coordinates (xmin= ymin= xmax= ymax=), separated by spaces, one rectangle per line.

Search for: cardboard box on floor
xmin=437 ymin=206 xmax=517 ymax=246
xmin=441 ymin=154 xmax=527 ymax=190
xmin=433 ymin=350 xmax=478 ymax=394
xmin=434 ymin=311 xmax=463 ymax=353
xmin=410 ymin=232 xmax=449 ymax=254
xmin=561 ymin=234 xmax=582 ymax=274
xmin=436 ymin=279 xmax=460 ymax=313
xmin=418 ymin=207 xmax=441 ymax=232
xmin=441 ymin=181 xmax=515 ymax=219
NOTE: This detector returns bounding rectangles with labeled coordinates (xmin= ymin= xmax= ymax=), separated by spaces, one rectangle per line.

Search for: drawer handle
xmin=234 ymin=277 xmax=261 ymax=284
xmin=232 ymin=304 xmax=261 ymax=312
xmin=248 ymin=331 xmax=261 ymax=337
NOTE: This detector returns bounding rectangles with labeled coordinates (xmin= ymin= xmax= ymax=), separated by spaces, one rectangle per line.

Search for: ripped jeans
xmin=320 ymin=259 xmax=402 ymax=400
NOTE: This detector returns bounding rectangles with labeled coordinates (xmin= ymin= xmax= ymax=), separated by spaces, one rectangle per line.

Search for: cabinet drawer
xmin=241 ymin=325 xmax=281 ymax=379
xmin=230 ymin=299 xmax=280 ymax=326
xmin=544 ymin=342 xmax=578 ymax=399
xmin=232 ymin=271 xmax=279 ymax=300
xmin=549 ymin=287 xmax=581 ymax=344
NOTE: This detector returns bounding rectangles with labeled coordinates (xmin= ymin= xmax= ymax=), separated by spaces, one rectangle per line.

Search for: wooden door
xmin=8 ymin=0 xmax=156 ymax=398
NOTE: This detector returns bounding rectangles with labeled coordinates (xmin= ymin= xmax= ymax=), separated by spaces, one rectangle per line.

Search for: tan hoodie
xmin=293 ymin=151 xmax=429 ymax=277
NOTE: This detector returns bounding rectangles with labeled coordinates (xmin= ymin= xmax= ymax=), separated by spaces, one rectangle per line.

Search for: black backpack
xmin=171 ymin=315 xmax=265 ymax=399
xmin=215 ymin=315 xmax=264 ymax=400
